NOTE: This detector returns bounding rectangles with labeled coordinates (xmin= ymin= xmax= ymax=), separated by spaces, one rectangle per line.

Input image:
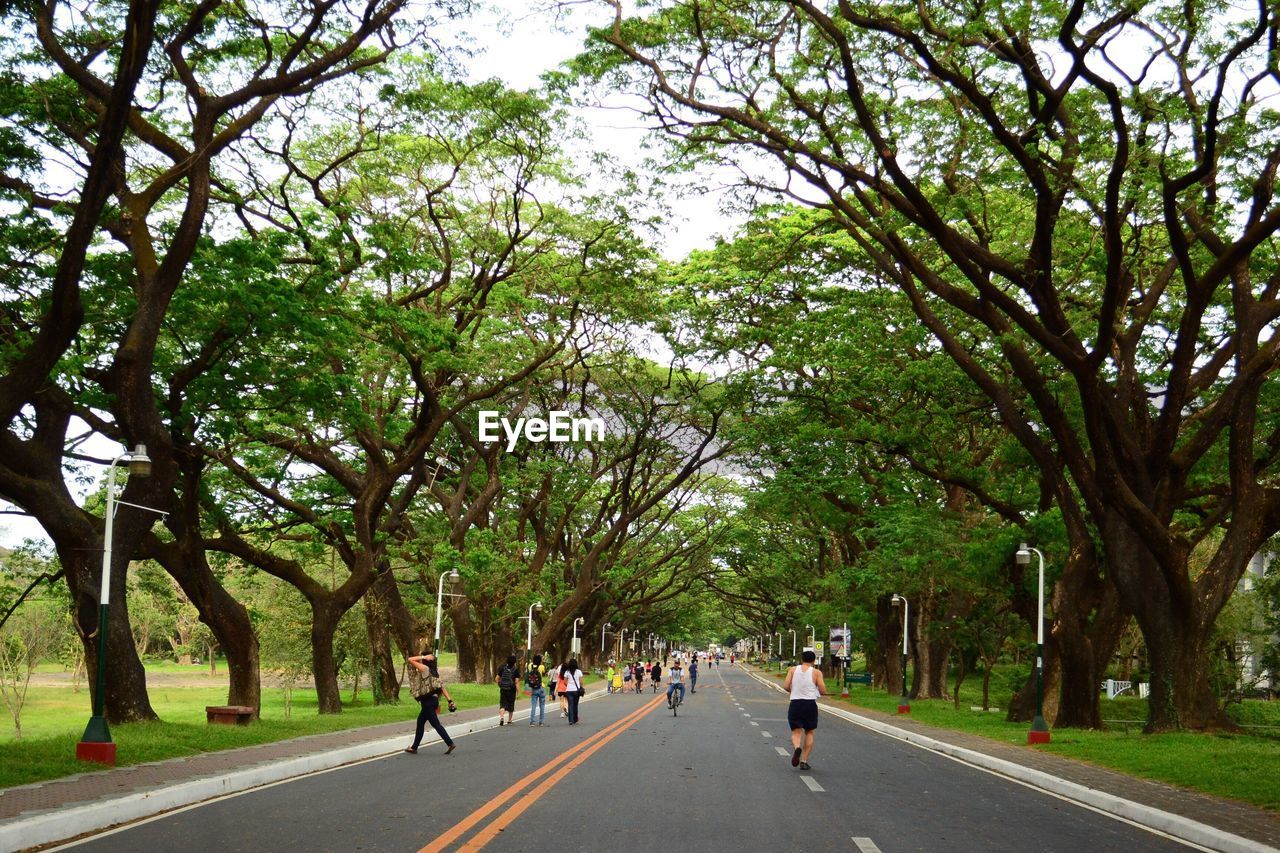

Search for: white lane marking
xmin=742 ymin=713 xmax=751 ymax=717
xmin=774 ymin=747 xmax=790 ymax=756
xmin=750 ymin=721 xmax=759 ymax=726
xmin=737 ymin=669 xmax=1217 ymax=853
xmin=851 ymin=838 xmax=882 ymax=853
xmin=761 ymin=731 xmax=773 ymax=738
xmin=800 ymin=776 xmax=824 ymax=792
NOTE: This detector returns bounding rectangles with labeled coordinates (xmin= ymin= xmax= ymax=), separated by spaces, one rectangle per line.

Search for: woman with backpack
xmin=404 ymin=651 xmax=457 ymax=755
xmin=527 ymin=654 xmax=546 ymax=726
xmin=496 ymin=654 xmax=519 ymax=726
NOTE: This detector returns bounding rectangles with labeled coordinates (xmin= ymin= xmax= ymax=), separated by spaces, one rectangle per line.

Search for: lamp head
xmin=891 ymin=594 xmax=902 ymax=606
xmin=127 ymin=444 xmax=151 ymax=477
xmin=448 ymin=568 xmax=460 ymax=581
xmin=1015 ymin=543 xmax=1031 ymax=565
xmin=534 ymin=601 xmax=543 ymax=612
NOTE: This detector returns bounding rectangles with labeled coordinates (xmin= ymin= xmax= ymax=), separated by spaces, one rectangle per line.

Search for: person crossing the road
xmin=404 ymin=652 xmax=456 ymax=755
xmin=665 ymin=659 xmax=685 ymax=708
xmin=783 ymin=650 xmax=827 ymax=770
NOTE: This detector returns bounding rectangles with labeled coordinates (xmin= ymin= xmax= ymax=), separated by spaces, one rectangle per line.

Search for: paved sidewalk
xmin=744 ymin=666 xmax=1280 ymax=850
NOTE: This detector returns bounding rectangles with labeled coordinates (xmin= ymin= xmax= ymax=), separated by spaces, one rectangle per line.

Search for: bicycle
xmin=667 ymin=685 xmax=683 ymax=716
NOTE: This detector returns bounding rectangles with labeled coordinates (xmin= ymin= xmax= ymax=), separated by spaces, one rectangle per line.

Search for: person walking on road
xmin=527 ymin=654 xmax=546 ymax=726
xmin=497 ymin=654 xmax=519 ymax=726
xmin=555 ymin=660 xmax=570 ymax=718
xmin=563 ymin=659 xmax=585 ymax=725
xmin=606 ymin=663 xmax=617 ymax=694
xmin=689 ymin=657 xmax=698 ymax=694
xmin=783 ymin=650 xmax=827 ymax=770
xmin=632 ymin=660 xmax=643 ymax=694
xmin=404 ymin=651 xmax=456 ymax=755
xmin=649 ymin=660 xmax=662 ymax=693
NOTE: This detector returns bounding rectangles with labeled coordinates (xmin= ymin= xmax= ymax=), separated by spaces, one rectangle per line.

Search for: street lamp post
xmin=434 ymin=568 xmax=461 ymax=650
xmin=572 ymin=617 xmax=584 ymax=656
xmin=790 ymin=629 xmax=796 ymax=660
xmin=774 ymin=632 xmax=782 ymax=670
xmin=78 ymin=444 xmax=154 ymax=766
xmin=526 ymin=601 xmax=543 ymax=665
xmin=601 ymin=621 xmax=612 ymax=658
xmin=891 ymin=595 xmax=910 ymax=714
xmin=1017 ymin=543 xmax=1051 ymax=744
xmin=805 ymin=624 xmax=815 ymax=652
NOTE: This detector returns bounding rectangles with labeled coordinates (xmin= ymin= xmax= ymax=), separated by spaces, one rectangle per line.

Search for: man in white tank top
xmin=782 ymin=650 xmax=827 ymax=770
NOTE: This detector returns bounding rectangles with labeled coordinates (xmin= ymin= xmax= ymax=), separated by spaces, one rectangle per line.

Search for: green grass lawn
xmin=0 ymin=662 xmax=575 ymax=791
xmin=808 ymin=674 xmax=1280 ymax=812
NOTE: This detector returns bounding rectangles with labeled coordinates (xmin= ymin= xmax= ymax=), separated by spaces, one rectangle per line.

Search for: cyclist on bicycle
xmin=666 ymin=660 xmax=686 ymax=709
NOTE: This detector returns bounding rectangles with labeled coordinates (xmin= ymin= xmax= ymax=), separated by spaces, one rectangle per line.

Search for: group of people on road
xmin=605 ymin=659 xmax=665 ymax=694
xmin=405 ymin=645 xmax=829 ymax=774
xmin=498 ymin=654 xmax=587 ymax=726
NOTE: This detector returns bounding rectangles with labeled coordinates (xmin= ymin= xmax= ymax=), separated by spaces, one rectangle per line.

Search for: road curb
xmin=1 ymin=690 xmax=607 ymax=852
xmin=741 ymin=668 xmax=1274 ymax=853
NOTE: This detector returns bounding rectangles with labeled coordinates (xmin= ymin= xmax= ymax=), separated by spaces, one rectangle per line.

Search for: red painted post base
xmin=896 ymin=704 xmax=911 ymax=714
xmin=841 ymin=687 xmax=850 ymax=698
xmin=1027 ymin=730 xmax=1051 ymax=745
xmin=76 ymin=741 xmax=117 ymax=766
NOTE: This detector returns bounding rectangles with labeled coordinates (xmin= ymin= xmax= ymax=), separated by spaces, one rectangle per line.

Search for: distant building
xmin=1239 ymin=550 xmax=1275 ymax=695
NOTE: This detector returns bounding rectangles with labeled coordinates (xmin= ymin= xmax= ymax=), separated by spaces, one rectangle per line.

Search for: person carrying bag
xmin=563 ymin=659 xmax=584 ymax=725
xmin=405 ymin=651 xmax=457 ymax=755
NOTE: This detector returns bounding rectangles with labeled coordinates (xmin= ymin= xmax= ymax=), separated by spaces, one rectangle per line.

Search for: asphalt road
xmin=65 ymin=665 xmax=1192 ymax=852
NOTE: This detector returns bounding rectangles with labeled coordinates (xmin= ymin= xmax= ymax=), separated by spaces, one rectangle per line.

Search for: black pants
xmin=412 ymin=694 xmax=454 ymax=748
xmin=567 ymin=690 xmax=581 ymax=723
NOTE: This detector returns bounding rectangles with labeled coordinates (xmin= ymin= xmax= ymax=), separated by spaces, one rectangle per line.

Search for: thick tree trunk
xmin=1101 ymin=511 xmax=1231 ymax=731
xmin=909 ymin=589 xmax=951 ymax=700
xmin=911 ymin=629 xmax=950 ymax=700
xmin=875 ymin=596 xmax=903 ymax=694
xmin=363 ymin=592 xmax=398 ymax=704
xmin=450 ymin=602 xmax=480 ymax=682
xmin=1007 ymin=531 xmax=1126 ymax=729
xmin=150 ymin=531 xmax=261 ymax=716
xmin=205 ymin=588 xmax=259 ymax=714
xmin=310 ymin=604 xmax=343 ymax=714
xmin=62 ymin=536 xmax=157 ymax=724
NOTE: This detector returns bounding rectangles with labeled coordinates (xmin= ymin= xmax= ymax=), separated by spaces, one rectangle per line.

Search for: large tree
xmin=585 ymin=0 xmax=1280 ymax=730
xmin=0 ymin=0 xmax=417 ymax=720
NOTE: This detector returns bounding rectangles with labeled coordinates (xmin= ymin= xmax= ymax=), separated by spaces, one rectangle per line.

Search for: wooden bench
xmin=205 ymin=705 xmax=256 ymax=725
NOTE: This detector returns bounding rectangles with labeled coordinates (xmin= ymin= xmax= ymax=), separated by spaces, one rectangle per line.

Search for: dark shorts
xmin=788 ymin=699 xmax=819 ymax=731
xmin=500 ymin=688 xmax=517 ymax=711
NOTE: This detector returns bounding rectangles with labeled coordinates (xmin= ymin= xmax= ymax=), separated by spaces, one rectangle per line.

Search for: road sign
xmin=813 ymin=641 xmax=824 ymax=657
xmin=829 ymin=626 xmax=850 ymax=657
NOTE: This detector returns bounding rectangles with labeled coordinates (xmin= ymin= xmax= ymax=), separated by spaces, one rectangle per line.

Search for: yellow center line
xmin=419 ymin=694 xmax=664 ymax=853
xmin=458 ymin=693 xmax=666 ymax=851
